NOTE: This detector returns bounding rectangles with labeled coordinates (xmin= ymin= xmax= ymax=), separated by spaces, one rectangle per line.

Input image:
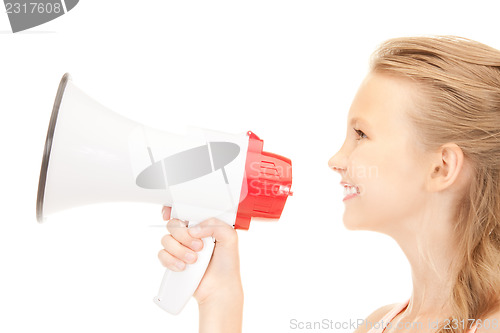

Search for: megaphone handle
xmin=153 ymin=236 xmax=215 ymax=314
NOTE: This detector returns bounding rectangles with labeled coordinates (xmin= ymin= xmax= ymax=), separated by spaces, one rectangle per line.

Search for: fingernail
xmin=161 ymin=206 xmax=167 ymax=218
xmin=175 ymin=261 xmax=185 ymax=270
xmin=184 ymin=252 xmax=196 ymax=262
xmin=191 ymin=239 xmax=203 ymax=251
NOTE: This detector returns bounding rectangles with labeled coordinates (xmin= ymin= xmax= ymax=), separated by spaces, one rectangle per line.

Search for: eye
xmin=353 ymin=128 xmax=367 ymax=140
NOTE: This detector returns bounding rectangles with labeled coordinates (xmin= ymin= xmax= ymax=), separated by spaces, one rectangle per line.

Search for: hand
xmin=157 ymin=206 xmax=243 ymax=306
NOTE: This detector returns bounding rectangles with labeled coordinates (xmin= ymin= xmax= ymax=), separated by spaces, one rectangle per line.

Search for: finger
xmin=162 ymin=206 xmax=172 ymax=221
xmin=188 ymin=218 xmax=237 ymax=247
xmin=160 ymin=234 xmax=198 ymax=264
xmin=158 ymin=249 xmax=186 ymax=272
xmin=167 ymin=218 xmax=204 ymax=252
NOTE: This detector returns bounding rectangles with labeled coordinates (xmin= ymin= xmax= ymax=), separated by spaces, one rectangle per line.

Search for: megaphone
xmin=36 ymin=73 xmax=293 ymax=315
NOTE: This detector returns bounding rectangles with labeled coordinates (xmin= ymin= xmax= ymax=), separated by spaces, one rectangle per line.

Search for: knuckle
xmin=168 ymin=258 xmax=184 ymax=271
xmin=171 ymin=228 xmax=191 ymax=240
xmin=157 ymin=249 xmax=185 ymax=270
xmin=157 ymin=250 xmax=170 ymax=267
xmin=167 ymin=218 xmax=187 ymax=232
xmin=208 ymin=217 xmax=219 ymax=225
xmin=164 ymin=254 xmax=176 ymax=266
xmin=202 ymin=217 xmax=220 ymax=227
xmin=168 ymin=256 xmax=178 ymax=266
xmin=160 ymin=234 xmax=172 ymax=247
xmin=167 ymin=218 xmax=178 ymax=227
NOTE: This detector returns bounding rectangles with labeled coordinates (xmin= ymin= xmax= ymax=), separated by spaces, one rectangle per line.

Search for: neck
xmin=387 ymin=199 xmax=461 ymax=321
xmin=396 ymin=233 xmax=457 ymax=318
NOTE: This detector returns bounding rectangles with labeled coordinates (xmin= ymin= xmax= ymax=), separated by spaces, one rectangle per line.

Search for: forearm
xmin=198 ymin=287 xmax=244 ymax=333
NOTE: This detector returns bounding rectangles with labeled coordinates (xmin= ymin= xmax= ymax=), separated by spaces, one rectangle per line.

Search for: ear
xmin=426 ymin=143 xmax=466 ymax=193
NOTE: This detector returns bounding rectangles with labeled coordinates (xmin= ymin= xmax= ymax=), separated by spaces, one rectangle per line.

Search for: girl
xmin=158 ymin=36 xmax=500 ymax=333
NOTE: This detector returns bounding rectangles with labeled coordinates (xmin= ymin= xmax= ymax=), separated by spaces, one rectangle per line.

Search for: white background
xmin=1 ymin=1 xmax=499 ymax=332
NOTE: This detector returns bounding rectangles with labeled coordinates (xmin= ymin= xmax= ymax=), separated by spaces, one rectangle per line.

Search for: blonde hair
xmin=370 ymin=36 xmax=500 ymax=332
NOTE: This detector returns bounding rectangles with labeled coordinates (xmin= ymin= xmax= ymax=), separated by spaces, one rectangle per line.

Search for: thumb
xmin=187 ymin=218 xmax=237 ymax=248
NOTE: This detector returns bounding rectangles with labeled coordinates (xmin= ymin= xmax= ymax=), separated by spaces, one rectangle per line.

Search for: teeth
xmin=343 ymin=185 xmax=359 ymax=197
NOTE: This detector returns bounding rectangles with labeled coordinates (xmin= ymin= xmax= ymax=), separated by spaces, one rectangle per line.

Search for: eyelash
xmin=353 ymin=128 xmax=367 ymax=140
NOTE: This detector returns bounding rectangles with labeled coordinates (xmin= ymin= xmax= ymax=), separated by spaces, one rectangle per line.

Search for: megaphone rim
xmin=36 ymin=73 xmax=72 ymax=223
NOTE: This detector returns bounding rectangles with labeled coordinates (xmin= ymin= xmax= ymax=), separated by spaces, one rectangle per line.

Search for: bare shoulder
xmin=475 ymin=309 xmax=500 ymax=333
xmin=353 ymin=303 xmax=398 ymax=333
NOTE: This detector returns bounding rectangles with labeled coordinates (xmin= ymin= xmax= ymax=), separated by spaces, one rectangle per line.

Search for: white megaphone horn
xmin=36 ymin=73 xmax=293 ymax=315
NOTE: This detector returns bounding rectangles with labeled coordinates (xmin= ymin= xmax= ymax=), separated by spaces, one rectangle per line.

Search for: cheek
xmin=343 ymin=148 xmax=425 ymax=231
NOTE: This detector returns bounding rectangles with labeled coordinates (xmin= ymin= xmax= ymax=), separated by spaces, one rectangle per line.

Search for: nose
xmin=328 ymin=149 xmax=347 ymax=174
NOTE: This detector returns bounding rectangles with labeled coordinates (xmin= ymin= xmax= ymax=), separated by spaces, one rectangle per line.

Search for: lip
xmin=340 ymin=181 xmax=360 ymax=201
xmin=343 ymin=192 xmax=359 ymax=201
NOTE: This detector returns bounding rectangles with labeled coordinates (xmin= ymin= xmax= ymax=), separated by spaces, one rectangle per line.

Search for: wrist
xmin=198 ymin=286 xmax=244 ymax=333
xmin=198 ymin=281 xmax=243 ymax=306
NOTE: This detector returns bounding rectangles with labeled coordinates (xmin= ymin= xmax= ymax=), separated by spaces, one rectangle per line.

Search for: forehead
xmin=347 ymin=73 xmax=416 ymax=132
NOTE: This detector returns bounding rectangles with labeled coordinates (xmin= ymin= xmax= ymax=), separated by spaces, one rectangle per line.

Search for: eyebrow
xmin=349 ymin=117 xmax=370 ymax=126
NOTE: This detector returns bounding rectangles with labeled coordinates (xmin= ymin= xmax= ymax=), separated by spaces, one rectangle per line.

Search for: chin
xmin=342 ymin=217 xmax=366 ymax=231
xmin=343 ymin=214 xmax=385 ymax=232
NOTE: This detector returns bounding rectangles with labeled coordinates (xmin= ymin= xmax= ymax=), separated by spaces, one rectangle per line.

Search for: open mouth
xmin=342 ymin=184 xmax=360 ymax=201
